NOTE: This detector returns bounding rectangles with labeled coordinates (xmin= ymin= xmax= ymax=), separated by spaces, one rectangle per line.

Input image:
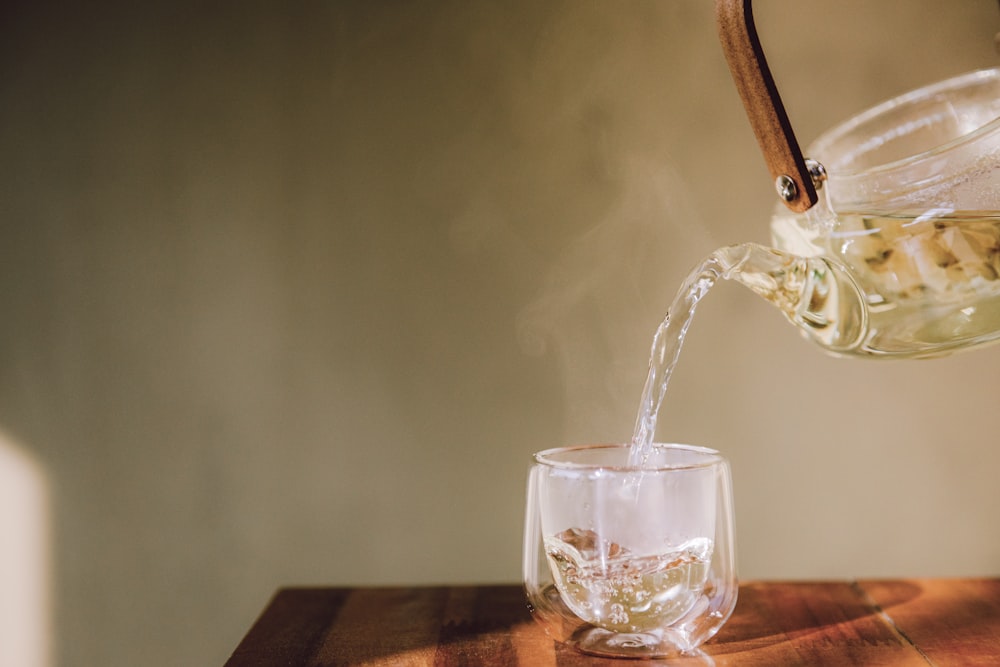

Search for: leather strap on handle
xmin=716 ymin=0 xmax=818 ymax=212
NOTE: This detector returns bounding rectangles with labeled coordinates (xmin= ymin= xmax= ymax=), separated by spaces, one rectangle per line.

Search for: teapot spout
xmin=716 ymin=243 xmax=868 ymax=353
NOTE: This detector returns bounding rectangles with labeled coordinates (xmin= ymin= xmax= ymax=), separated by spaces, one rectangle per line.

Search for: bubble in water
xmin=609 ymin=603 xmax=629 ymax=625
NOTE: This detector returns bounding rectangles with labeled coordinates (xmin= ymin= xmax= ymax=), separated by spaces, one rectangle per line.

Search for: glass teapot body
xmin=768 ymin=68 xmax=1000 ymax=358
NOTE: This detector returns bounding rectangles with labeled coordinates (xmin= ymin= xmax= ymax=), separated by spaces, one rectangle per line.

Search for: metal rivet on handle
xmin=775 ymin=174 xmax=797 ymax=202
xmin=806 ymin=159 xmax=827 ymax=190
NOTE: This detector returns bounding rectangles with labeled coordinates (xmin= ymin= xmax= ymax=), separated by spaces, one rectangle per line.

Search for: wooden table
xmin=225 ymin=578 xmax=1000 ymax=665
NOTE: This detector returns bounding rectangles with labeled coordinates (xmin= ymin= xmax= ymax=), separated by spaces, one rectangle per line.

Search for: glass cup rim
xmin=810 ymin=66 xmax=1000 ymax=181
xmin=532 ymin=443 xmax=724 ymax=472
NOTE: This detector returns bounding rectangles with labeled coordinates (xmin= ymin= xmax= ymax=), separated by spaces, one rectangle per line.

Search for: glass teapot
xmin=715 ymin=0 xmax=1000 ymax=358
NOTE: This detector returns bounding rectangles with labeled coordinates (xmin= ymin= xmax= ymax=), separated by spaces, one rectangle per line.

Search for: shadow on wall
xmin=0 ymin=429 xmax=51 ymax=667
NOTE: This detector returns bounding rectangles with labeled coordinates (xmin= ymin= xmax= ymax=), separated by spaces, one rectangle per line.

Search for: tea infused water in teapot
xmin=627 ymin=2 xmax=1000 ymax=458
xmin=765 ymin=68 xmax=1000 ymax=358
xmin=710 ymin=0 xmax=1000 ymax=360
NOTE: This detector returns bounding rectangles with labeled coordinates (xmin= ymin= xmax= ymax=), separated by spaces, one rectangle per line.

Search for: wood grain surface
xmin=225 ymin=579 xmax=1000 ymax=666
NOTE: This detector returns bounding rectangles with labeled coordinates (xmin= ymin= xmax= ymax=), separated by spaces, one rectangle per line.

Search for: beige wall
xmin=2 ymin=2 xmax=999 ymax=665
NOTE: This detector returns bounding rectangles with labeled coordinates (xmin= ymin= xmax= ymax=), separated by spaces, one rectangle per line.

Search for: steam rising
xmin=515 ymin=159 xmax=714 ymax=440
xmin=439 ymin=3 xmax=719 ymax=441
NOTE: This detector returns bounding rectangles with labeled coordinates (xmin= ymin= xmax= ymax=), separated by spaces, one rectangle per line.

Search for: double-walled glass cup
xmin=523 ymin=443 xmax=737 ymax=658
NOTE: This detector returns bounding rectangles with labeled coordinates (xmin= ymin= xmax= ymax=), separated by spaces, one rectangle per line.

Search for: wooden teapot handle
xmin=716 ymin=0 xmax=818 ymax=212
